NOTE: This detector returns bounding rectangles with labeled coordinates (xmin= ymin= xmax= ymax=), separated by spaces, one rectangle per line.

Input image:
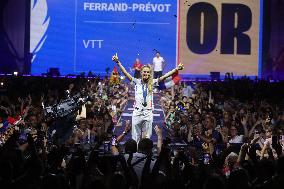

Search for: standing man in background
xmin=153 ymin=51 xmax=165 ymax=79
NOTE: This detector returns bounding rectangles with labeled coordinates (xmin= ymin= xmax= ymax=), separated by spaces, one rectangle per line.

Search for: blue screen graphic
xmin=31 ymin=0 xmax=178 ymax=75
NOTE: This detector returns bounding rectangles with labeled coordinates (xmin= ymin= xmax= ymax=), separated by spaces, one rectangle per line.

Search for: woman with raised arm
xmin=112 ymin=53 xmax=184 ymax=142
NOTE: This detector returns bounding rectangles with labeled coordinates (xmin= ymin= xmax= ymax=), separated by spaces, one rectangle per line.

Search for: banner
xmin=178 ymin=0 xmax=263 ymax=77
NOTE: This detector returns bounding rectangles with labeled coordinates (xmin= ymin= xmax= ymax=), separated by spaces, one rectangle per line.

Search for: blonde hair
xmin=141 ymin=65 xmax=153 ymax=94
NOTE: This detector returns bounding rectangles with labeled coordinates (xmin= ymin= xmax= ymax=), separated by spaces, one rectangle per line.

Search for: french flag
xmin=158 ymin=71 xmax=181 ymax=90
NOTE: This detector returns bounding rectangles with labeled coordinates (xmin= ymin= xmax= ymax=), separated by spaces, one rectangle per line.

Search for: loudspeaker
xmin=210 ymin=72 xmax=220 ymax=80
xmin=48 ymin=68 xmax=60 ymax=76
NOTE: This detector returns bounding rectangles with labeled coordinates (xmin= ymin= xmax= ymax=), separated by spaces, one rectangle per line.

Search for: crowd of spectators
xmin=0 ymin=75 xmax=284 ymax=189
xmin=161 ymin=76 xmax=284 ymax=188
xmin=0 ymin=76 xmax=129 ymax=145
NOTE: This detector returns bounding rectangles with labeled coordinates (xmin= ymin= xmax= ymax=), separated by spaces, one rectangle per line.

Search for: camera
xmin=188 ymin=114 xmax=193 ymax=122
xmin=203 ymin=153 xmax=210 ymax=165
xmin=110 ymin=135 xmax=117 ymax=146
xmin=35 ymin=130 xmax=46 ymax=148
xmin=18 ymin=133 xmax=28 ymax=143
xmin=18 ymin=128 xmax=31 ymax=144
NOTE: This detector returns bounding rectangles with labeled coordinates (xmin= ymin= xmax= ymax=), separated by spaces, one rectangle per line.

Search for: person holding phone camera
xmin=228 ymin=115 xmax=249 ymax=145
xmin=197 ymin=116 xmax=223 ymax=156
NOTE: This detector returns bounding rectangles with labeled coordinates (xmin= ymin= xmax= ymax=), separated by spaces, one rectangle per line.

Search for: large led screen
xmin=178 ymin=0 xmax=263 ymax=77
xmin=30 ymin=0 xmax=178 ymax=75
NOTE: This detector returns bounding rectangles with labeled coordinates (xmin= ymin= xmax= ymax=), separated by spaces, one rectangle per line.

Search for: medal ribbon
xmin=142 ymin=83 xmax=147 ymax=105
